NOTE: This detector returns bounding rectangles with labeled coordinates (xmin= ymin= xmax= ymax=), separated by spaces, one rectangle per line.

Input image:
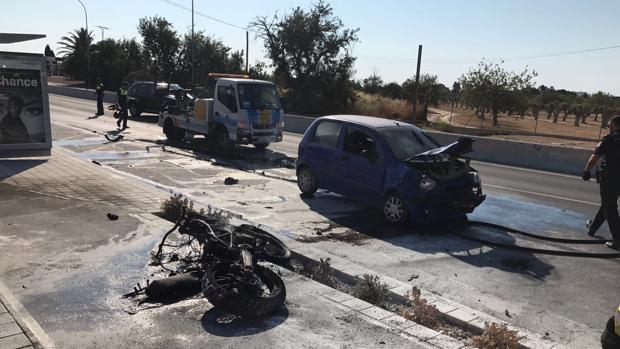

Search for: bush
xmin=399 ymin=286 xmax=440 ymax=329
xmin=310 ymin=258 xmax=336 ymax=287
xmin=470 ymin=322 xmax=520 ymax=349
xmin=351 ymin=274 xmax=390 ymax=307
xmin=160 ymin=193 xmax=205 ymax=221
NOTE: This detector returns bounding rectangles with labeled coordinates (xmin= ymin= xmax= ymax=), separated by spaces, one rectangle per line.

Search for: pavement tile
xmin=444 ymin=307 xmax=479 ymax=323
xmin=322 ymin=290 xmax=354 ymax=303
xmin=0 ymin=323 xmax=22 ymax=339
xmin=360 ymin=306 xmax=394 ymax=320
xmin=424 ymin=334 xmax=467 ymax=349
xmin=382 ymin=314 xmax=417 ymax=330
xmin=340 ymin=298 xmax=374 ymax=311
xmin=0 ymin=333 xmax=31 ymax=349
xmin=0 ymin=314 xmax=13 ymax=326
xmin=402 ymin=323 xmax=441 ymax=341
xmin=428 ymin=299 xmax=457 ymax=314
xmin=390 ymin=284 xmax=412 ymax=296
xmin=0 ymin=304 xmax=6 ymax=315
xmin=378 ymin=275 xmax=404 ymax=290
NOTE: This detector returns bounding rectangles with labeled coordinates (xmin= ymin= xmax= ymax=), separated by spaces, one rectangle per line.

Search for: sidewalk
xmin=0 ymin=148 xmax=439 ymax=348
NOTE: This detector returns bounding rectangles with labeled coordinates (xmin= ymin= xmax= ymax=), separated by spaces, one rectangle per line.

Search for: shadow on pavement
xmin=299 ymin=194 xmax=554 ymax=280
xmin=0 ymin=159 xmax=47 ymax=181
xmin=201 ymin=307 xmax=289 ymax=337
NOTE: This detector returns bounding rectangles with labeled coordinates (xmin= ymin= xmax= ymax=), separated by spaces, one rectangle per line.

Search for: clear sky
xmin=2 ymin=0 xmax=619 ymax=95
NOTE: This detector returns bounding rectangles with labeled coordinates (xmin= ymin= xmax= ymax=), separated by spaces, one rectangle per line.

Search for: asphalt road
xmin=47 ymin=94 xmax=619 ymax=348
xmin=50 ymin=94 xmax=603 ymax=220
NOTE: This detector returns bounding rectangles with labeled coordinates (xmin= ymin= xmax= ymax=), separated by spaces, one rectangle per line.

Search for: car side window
xmin=344 ymin=128 xmax=383 ymax=161
xmin=217 ymin=86 xmax=237 ymax=112
xmin=314 ymin=121 xmax=341 ymax=148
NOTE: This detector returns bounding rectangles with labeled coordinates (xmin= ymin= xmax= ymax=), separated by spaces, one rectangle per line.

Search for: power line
xmin=359 ymin=44 xmax=620 ymax=65
xmin=160 ymin=0 xmax=254 ymax=32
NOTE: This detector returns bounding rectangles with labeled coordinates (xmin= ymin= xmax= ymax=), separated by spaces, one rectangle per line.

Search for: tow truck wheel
xmin=254 ymin=143 xmax=269 ymax=150
xmin=213 ymin=126 xmax=230 ymax=150
xmin=383 ymin=192 xmax=408 ymax=225
xmin=297 ymin=166 xmax=317 ymax=195
xmin=164 ymin=120 xmax=184 ymax=141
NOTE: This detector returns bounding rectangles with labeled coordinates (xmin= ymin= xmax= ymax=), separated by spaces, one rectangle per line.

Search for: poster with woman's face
xmin=0 ymin=68 xmax=46 ymax=144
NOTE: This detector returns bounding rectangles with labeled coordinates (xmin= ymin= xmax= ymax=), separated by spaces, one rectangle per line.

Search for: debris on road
xmin=105 ymin=133 xmax=124 ymax=142
xmin=107 ymin=213 xmax=119 ymax=221
xmin=92 ymin=160 xmax=102 ymax=166
xmin=505 ymin=309 xmax=512 ymax=318
xmin=408 ymin=274 xmax=419 ymax=281
xmin=224 ymin=177 xmax=239 ymax=185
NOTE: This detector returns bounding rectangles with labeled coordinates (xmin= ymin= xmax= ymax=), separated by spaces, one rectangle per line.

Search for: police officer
xmin=93 ymin=78 xmax=104 ymax=116
xmin=583 ymin=115 xmax=620 ymax=250
xmin=117 ymin=82 xmax=129 ymax=129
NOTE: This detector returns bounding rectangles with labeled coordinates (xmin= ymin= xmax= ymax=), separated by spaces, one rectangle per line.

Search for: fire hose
xmin=448 ymin=220 xmax=620 ymax=259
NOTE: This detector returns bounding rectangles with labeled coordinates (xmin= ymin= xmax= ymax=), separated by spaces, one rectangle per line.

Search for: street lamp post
xmin=77 ymin=0 xmax=89 ymax=89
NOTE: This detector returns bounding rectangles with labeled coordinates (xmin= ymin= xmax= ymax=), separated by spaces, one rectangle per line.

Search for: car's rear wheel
xmin=297 ymin=166 xmax=317 ymax=195
xmin=383 ymin=192 xmax=408 ymax=224
xmin=164 ymin=119 xmax=184 ymax=141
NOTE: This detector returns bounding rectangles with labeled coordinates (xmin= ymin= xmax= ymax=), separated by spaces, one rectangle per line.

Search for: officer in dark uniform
xmin=583 ymin=115 xmax=620 ymax=250
xmin=117 ymin=82 xmax=129 ymax=129
xmin=93 ymin=78 xmax=104 ymax=116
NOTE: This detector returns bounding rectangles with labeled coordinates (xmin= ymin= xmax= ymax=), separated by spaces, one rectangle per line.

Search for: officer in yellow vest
xmin=117 ymin=82 xmax=129 ymax=129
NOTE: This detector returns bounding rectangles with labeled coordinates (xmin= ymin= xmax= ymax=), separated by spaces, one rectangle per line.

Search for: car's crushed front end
xmin=402 ymin=138 xmax=486 ymax=224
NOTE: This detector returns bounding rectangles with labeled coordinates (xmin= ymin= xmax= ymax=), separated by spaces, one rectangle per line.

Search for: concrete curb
xmin=0 ymin=279 xmax=54 ymax=349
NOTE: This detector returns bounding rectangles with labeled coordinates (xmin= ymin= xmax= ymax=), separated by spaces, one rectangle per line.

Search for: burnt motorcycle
xmin=151 ymin=209 xmax=291 ymax=318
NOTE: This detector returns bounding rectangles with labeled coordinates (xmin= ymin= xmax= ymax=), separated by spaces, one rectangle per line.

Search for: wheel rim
xmin=384 ymin=196 xmax=405 ymax=222
xmin=298 ymin=169 xmax=314 ymax=192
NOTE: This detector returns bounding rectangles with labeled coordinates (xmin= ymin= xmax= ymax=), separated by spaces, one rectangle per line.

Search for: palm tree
xmin=57 ymin=28 xmax=93 ymax=82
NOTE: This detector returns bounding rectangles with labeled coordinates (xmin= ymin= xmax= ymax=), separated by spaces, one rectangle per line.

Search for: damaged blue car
xmin=296 ymin=115 xmax=485 ymax=225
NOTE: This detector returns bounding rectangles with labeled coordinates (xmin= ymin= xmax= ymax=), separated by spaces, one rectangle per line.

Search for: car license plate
xmin=256 ymin=136 xmax=272 ymax=143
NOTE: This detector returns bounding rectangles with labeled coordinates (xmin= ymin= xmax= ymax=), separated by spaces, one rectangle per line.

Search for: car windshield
xmin=379 ymin=127 xmax=438 ymax=161
xmin=238 ymin=83 xmax=282 ymax=110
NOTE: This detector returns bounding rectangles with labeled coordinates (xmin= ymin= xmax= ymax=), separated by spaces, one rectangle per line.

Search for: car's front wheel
xmin=129 ymin=103 xmax=141 ymax=117
xmin=297 ymin=166 xmax=317 ymax=195
xmin=383 ymin=192 xmax=408 ymax=224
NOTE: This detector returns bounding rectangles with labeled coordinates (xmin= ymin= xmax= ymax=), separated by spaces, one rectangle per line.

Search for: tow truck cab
xmin=158 ymin=74 xmax=284 ymax=149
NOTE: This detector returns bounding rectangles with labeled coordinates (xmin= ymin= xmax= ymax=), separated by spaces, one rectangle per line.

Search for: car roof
xmin=319 ymin=115 xmax=418 ymax=129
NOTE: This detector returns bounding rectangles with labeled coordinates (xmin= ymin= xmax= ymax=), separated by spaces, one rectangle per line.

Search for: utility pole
xmin=77 ymin=0 xmax=89 ymax=89
xmin=96 ymin=26 xmax=109 ymax=42
xmin=245 ymin=31 xmax=249 ymax=73
xmin=412 ymin=44 xmax=422 ymax=124
xmin=191 ymin=0 xmax=195 ymax=90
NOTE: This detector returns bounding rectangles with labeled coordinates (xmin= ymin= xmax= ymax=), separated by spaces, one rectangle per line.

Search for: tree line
xmin=54 ymin=1 xmax=619 ymax=124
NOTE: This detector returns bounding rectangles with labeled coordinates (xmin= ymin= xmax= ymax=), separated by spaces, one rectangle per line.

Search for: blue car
xmin=296 ymin=115 xmax=485 ymax=225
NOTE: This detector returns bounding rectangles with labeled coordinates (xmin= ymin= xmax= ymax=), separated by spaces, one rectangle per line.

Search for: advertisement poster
xmin=0 ymin=52 xmax=51 ymax=155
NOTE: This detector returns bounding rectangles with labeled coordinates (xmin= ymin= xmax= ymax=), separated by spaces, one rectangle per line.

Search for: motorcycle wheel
xmin=232 ymin=224 xmax=291 ymax=265
xmin=202 ymin=263 xmax=286 ymax=318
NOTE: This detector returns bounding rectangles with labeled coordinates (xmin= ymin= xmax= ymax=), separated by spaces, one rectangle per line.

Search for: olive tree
xmin=252 ymin=1 xmax=359 ymax=115
xmin=459 ymin=60 xmax=536 ymax=126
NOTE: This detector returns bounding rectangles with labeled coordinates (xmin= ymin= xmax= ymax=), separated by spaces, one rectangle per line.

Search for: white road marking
xmin=484 ymin=183 xmax=599 ymax=206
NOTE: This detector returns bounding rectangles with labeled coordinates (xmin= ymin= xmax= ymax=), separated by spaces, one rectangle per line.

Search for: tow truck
xmin=158 ymin=73 xmax=285 ymax=150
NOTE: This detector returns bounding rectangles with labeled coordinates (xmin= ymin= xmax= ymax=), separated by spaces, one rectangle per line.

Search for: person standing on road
xmin=117 ymin=82 xmax=129 ymax=129
xmin=93 ymin=78 xmax=105 ymax=116
xmin=583 ymin=115 xmax=620 ymax=250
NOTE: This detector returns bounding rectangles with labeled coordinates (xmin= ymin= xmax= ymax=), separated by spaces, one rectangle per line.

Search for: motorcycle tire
xmin=233 ymin=224 xmax=291 ymax=265
xmin=202 ymin=263 xmax=286 ymax=318
xmin=601 ymin=316 xmax=620 ymax=349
